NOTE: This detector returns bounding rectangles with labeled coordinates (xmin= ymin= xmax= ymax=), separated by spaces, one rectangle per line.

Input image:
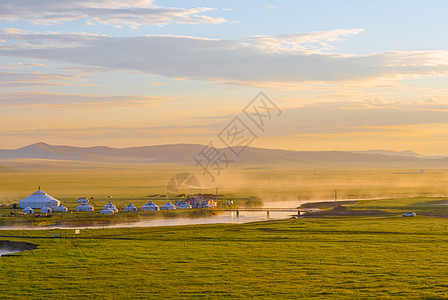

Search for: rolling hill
xmin=0 ymin=142 xmax=447 ymax=169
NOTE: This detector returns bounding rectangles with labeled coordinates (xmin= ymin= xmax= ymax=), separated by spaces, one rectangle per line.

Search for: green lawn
xmin=346 ymin=197 xmax=448 ymax=216
xmin=1 ymin=216 xmax=448 ymax=299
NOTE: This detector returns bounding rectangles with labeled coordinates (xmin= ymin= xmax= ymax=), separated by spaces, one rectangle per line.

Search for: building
xmin=141 ymin=201 xmax=159 ymax=211
xmin=123 ymin=203 xmax=137 ymax=212
xmin=22 ymin=207 xmax=33 ymax=214
xmin=76 ymin=203 xmax=94 ymax=212
xmin=161 ymin=201 xmax=176 ymax=210
xmin=41 ymin=207 xmax=52 ymax=213
xmin=54 ymin=204 xmax=68 ymax=212
xmin=175 ymin=201 xmax=192 ymax=209
xmin=76 ymin=197 xmax=89 ymax=203
xmin=103 ymin=202 xmax=118 ymax=213
xmin=186 ymin=195 xmax=217 ymax=209
xmin=19 ymin=187 xmax=60 ymax=209
xmin=100 ymin=208 xmax=114 ymax=215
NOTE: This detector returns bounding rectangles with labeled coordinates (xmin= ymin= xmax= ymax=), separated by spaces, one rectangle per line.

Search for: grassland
xmin=1 ymin=215 xmax=448 ymax=299
xmin=2 ymin=161 xmax=448 ymax=298
xmin=2 ymin=161 xmax=448 ymax=207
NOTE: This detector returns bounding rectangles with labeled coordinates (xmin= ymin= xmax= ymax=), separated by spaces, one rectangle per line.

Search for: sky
xmin=1 ymin=0 xmax=448 ymax=155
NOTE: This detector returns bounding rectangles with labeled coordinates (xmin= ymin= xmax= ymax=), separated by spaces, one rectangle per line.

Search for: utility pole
xmin=335 ymin=190 xmax=337 ymax=207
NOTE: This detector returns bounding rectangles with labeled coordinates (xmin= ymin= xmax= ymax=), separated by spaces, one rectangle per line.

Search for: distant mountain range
xmin=0 ymin=142 xmax=447 ymax=169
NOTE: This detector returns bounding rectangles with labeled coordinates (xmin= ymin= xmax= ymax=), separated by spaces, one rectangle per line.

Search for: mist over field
xmin=1 ymin=152 xmax=446 ymax=205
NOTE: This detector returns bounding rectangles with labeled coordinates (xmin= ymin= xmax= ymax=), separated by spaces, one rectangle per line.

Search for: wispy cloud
xmin=0 ymin=91 xmax=174 ymax=108
xmin=0 ymin=0 xmax=225 ymax=28
xmin=1 ymin=29 xmax=447 ymax=89
xmin=0 ymin=71 xmax=80 ymax=87
xmin=243 ymin=29 xmax=364 ymax=53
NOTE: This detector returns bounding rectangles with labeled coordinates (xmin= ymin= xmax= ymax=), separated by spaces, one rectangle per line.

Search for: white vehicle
xmin=402 ymin=212 xmax=416 ymax=217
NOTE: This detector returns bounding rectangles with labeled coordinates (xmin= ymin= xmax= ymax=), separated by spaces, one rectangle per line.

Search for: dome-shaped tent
xmin=100 ymin=208 xmax=114 ymax=215
xmin=54 ymin=204 xmax=68 ymax=212
xmin=76 ymin=203 xmax=94 ymax=212
xmin=176 ymin=201 xmax=191 ymax=209
xmin=22 ymin=207 xmax=34 ymax=214
xmin=104 ymin=202 xmax=118 ymax=213
xmin=123 ymin=203 xmax=137 ymax=212
xmin=141 ymin=201 xmax=159 ymax=211
xmin=41 ymin=207 xmax=52 ymax=213
xmin=19 ymin=188 xmax=60 ymax=209
xmin=161 ymin=201 xmax=176 ymax=210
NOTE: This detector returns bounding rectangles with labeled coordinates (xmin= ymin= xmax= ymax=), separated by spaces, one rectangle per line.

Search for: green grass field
xmin=2 ymin=162 xmax=448 ymax=298
xmin=1 ymin=215 xmax=448 ymax=299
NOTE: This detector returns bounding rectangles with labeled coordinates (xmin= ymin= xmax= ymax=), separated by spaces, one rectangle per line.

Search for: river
xmin=0 ymin=249 xmax=21 ymax=256
xmin=0 ymin=198 xmax=375 ymax=231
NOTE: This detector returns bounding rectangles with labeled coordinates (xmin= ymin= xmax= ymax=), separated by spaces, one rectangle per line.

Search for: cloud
xmin=1 ymin=28 xmax=448 ymax=89
xmin=0 ymin=0 xmax=225 ymax=28
xmin=145 ymin=82 xmax=163 ymax=86
xmin=2 ymin=62 xmax=47 ymax=68
xmin=266 ymin=101 xmax=448 ymax=137
xmin=0 ymin=71 xmax=80 ymax=87
xmin=0 ymin=91 xmax=174 ymax=108
xmin=243 ymin=29 xmax=364 ymax=53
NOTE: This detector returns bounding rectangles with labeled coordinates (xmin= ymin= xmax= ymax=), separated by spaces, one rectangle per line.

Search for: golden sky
xmin=1 ymin=1 xmax=448 ymax=155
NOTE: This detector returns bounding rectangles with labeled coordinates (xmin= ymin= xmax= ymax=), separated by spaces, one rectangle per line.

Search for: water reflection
xmin=0 ymin=200 xmax=302 ymax=230
xmin=0 ymin=249 xmax=21 ymax=256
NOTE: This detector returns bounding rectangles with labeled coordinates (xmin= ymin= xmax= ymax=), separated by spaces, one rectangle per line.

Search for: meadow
xmin=2 ymin=160 xmax=448 ymax=207
xmin=1 ymin=215 xmax=448 ymax=299
xmin=2 ymin=161 xmax=448 ymax=299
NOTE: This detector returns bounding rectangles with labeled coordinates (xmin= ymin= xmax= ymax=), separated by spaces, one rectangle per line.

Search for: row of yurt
xmin=18 ymin=189 xmax=183 ymax=214
xmin=22 ymin=203 xmax=92 ymax=213
xmin=21 ymin=206 xmax=61 ymax=214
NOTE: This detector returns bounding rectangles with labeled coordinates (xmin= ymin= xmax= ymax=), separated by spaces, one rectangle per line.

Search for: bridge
xmin=211 ymin=207 xmax=313 ymax=217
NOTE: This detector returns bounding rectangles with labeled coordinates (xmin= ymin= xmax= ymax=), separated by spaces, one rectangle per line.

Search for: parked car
xmin=402 ymin=212 xmax=416 ymax=217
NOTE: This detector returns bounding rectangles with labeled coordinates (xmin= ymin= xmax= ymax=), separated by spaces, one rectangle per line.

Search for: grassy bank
xmin=1 ymin=215 xmax=448 ymax=299
xmin=0 ymin=209 xmax=219 ymax=227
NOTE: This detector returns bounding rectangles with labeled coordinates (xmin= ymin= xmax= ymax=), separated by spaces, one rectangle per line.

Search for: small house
xmin=22 ymin=207 xmax=34 ymax=214
xmin=76 ymin=203 xmax=94 ymax=212
xmin=100 ymin=208 xmax=114 ymax=215
xmin=54 ymin=204 xmax=68 ymax=212
xmin=141 ymin=201 xmax=159 ymax=211
xmin=161 ymin=201 xmax=176 ymax=210
xmin=76 ymin=197 xmax=89 ymax=203
xmin=123 ymin=203 xmax=137 ymax=212
xmin=176 ymin=201 xmax=191 ymax=209
xmin=104 ymin=202 xmax=118 ymax=213
xmin=187 ymin=195 xmax=217 ymax=209
xmin=41 ymin=207 xmax=52 ymax=213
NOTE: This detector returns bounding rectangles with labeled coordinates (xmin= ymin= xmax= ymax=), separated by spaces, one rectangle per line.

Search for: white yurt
xmin=123 ymin=203 xmax=137 ymax=212
xmin=104 ymin=202 xmax=118 ymax=213
xmin=19 ymin=187 xmax=60 ymax=209
xmin=22 ymin=207 xmax=34 ymax=214
xmin=76 ymin=203 xmax=94 ymax=212
xmin=41 ymin=207 xmax=52 ymax=213
xmin=176 ymin=201 xmax=191 ymax=209
xmin=161 ymin=201 xmax=176 ymax=210
xmin=100 ymin=208 xmax=114 ymax=215
xmin=54 ymin=204 xmax=68 ymax=212
xmin=141 ymin=201 xmax=159 ymax=211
